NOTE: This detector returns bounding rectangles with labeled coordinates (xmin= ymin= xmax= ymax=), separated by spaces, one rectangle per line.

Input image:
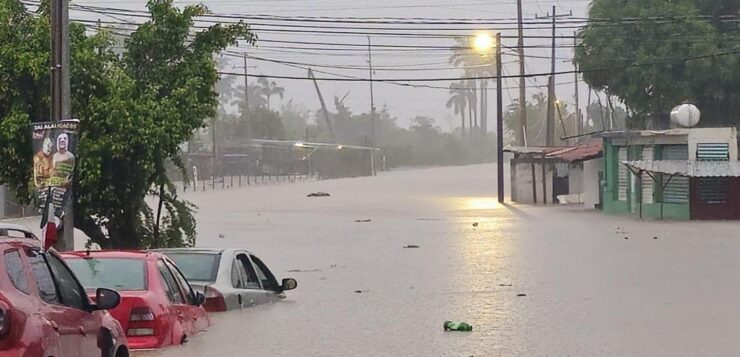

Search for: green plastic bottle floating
xmin=444 ymin=321 xmax=473 ymax=331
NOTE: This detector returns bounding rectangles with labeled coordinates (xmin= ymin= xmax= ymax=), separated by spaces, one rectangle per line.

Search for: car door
xmin=163 ymin=259 xmax=209 ymax=334
xmin=44 ymin=252 xmax=103 ymax=355
xmin=156 ymin=260 xmax=188 ymax=345
xmin=233 ymin=253 xmax=269 ymax=307
xmin=26 ymin=248 xmax=97 ymax=356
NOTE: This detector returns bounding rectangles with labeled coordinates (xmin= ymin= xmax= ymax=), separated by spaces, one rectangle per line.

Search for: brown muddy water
xmin=8 ymin=164 xmax=740 ymax=356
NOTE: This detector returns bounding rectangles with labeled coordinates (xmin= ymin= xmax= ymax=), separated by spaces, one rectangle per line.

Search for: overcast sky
xmin=72 ymin=0 xmax=594 ymax=131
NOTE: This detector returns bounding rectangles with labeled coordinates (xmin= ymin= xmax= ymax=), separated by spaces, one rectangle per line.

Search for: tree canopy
xmin=576 ymin=0 xmax=740 ymax=127
xmin=0 ymin=0 xmax=253 ymax=248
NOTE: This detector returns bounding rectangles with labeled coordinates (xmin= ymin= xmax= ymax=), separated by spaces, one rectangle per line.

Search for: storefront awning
xmin=622 ymin=160 xmax=740 ymax=177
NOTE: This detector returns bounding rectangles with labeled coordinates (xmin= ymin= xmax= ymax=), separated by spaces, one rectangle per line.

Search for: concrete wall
xmin=687 ymin=127 xmax=738 ymax=160
xmin=568 ymin=163 xmax=583 ymax=194
xmin=583 ymin=158 xmax=602 ymax=209
xmin=602 ymin=139 xmax=690 ymax=220
xmin=511 ymin=160 xmax=554 ymax=204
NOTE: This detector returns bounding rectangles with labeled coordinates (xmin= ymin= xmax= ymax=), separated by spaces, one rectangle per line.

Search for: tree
xmin=576 ymin=0 xmax=740 ymax=127
xmin=503 ymin=92 xmax=577 ymax=146
xmin=0 ymin=0 xmax=253 ymax=249
xmin=257 ymin=77 xmax=285 ymax=111
xmin=446 ymin=85 xmax=468 ymax=137
xmin=449 ymin=37 xmax=496 ymax=136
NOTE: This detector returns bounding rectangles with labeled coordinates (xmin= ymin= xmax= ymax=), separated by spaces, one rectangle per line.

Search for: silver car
xmin=152 ymin=248 xmax=297 ymax=312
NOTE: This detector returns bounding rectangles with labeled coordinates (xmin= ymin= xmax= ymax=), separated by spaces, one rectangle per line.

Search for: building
xmin=506 ymin=141 xmax=603 ymax=207
xmin=599 ymin=127 xmax=740 ymax=220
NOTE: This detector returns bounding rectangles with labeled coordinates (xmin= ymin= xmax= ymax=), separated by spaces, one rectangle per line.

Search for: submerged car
xmin=154 ymin=248 xmax=297 ymax=312
xmin=0 ymin=224 xmax=127 ymax=357
xmin=62 ymin=251 xmax=211 ymax=350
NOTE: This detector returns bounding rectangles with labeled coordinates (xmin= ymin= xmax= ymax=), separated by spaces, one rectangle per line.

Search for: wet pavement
xmin=7 ymin=164 xmax=740 ymax=356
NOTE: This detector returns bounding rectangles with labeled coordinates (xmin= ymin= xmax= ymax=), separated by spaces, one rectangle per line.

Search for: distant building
xmin=598 ymin=127 xmax=740 ymax=220
xmin=506 ymin=141 xmax=603 ymax=207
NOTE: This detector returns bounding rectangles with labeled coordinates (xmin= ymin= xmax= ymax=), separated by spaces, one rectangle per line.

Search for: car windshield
xmin=163 ymin=253 xmax=220 ymax=283
xmin=66 ymin=257 xmax=146 ymax=291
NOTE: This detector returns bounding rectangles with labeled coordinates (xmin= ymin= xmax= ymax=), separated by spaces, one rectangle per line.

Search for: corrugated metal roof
xmin=622 ymin=160 xmax=740 ymax=177
xmin=546 ymin=142 xmax=603 ymax=162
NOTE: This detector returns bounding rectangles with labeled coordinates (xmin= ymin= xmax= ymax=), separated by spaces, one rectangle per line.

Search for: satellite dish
xmin=670 ymin=104 xmax=701 ymax=127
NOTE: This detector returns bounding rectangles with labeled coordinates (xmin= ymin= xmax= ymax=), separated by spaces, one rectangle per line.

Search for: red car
xmin=62 ymin=251 xmax=211 ymax=350
xmin=0 ymin=223 xmax=128 ymax=357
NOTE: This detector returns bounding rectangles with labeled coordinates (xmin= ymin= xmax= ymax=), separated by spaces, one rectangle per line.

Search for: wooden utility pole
xmin=516 ymin=0 xmax=527 ymax=146
xmin=545 ymin=5 xmax=556 ymax=146
xmin=496 ymin=32 xmax=504 ymax=203
xmin=368 ymin=36 xmax=377 ymax=146
xmin=573 ymin=32 xmax=581 ymax=137
xmin=51 ymin=0 xmax=73 ymax=251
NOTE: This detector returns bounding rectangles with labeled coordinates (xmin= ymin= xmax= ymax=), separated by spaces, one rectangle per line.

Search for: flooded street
xmin=122 ymin=164 xmax=740 ymax=356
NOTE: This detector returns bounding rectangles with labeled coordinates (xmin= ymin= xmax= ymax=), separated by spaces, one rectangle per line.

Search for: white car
xmin=152 ymin=248 xmax=297 ymax=312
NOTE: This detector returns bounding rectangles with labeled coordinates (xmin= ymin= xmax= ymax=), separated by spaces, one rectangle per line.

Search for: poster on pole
xmin=30 ymin=120 xmax=79 ymax=249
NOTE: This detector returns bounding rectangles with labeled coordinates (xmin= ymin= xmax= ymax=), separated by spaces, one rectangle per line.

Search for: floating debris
xmin=287 ymin=269 xmax=322 ymax=273
xmin=403 ymin=245 xmax=420 ymax=249
xmin=307 ymin=192 xmax=331 ymax=197
xmin=498 ymin=284 xmax=513 ymax=287
xmin=218 ymin=233 xmax=225 ymax=239
xmin=355 ymin=219 xmax=372 ymax=223
xmin=472 ymin=222 xmax=479 ymax=227
xmin=517 ymin=293 xmax=527 ymax=297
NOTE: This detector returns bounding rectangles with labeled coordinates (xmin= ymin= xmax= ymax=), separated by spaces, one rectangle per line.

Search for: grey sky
xmin=73 ymin=0 xmax=594 ymax=131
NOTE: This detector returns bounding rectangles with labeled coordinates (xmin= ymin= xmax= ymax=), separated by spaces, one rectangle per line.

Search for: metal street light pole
xmin=496 ymin=32 xmax=504 ymax=203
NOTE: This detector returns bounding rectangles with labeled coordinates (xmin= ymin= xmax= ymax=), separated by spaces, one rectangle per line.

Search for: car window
xmin=162 ymin=253 xmax=220 ymax=283
xmin=237 ymin=254 xmax=261 ymax=289
xmin=67 ymin=258 xmax=146 ymax=291
xmin=157 ymin=260 xmax=184 ymax=304
xmin=249 ymin=255 xmax=279 ymax=291
xmin=46 ymin=254 xmax=87 ymax=310
xmin=26 ymin=249 xmax=60 ymax=305
xmin=164 ymin=260 xmax=195 ymax=305
xmin=4 ymin=250 xmax=30 ymax=294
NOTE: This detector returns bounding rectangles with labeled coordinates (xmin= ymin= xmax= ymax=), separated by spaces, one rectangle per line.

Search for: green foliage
xmin=576 ymin=0 xmax=740 ymax=126
xmin=0 ymin=0 xmax=253 ymax=249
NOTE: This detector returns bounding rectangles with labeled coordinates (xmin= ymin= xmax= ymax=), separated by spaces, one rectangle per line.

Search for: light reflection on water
xmin=137 ymin=165 xmax=740 ymax=356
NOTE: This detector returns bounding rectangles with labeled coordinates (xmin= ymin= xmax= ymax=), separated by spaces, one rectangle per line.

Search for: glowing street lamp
xmin=473 ymin=33 xmax=495 ymax=55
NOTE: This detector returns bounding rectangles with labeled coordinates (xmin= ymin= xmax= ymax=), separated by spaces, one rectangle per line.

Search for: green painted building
xmin=599 ymin=127 xmax=739 ymax=220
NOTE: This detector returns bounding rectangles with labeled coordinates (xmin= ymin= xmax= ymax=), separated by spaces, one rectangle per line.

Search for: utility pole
xmin=516 ymin=0 xmax=527 ymax=146
xmin=537 ymin=7 xmax=572 ymax=146
xmin=496 ymin=32 xmax=504 ymax=204
xmin=545 ymin=6 xmax=556 ymax=146
xmin=368 ymin=36 xmax=377 ymax=147
xmin=573 ymin=32 xmax=581 ymax=137
xmin=242 ymin=53 xmax=251 ymax=139
xmin=51 ymin=0 xmax=73 ymax=251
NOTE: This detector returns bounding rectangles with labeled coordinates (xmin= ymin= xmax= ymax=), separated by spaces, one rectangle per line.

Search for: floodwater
xmin=128 ymin=164 xmax=740 ymax=356
xmin=14 ymin=164 xmax=740 ymax=356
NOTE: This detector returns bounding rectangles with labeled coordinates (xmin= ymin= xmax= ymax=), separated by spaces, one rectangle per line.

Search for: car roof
xmin=61 ymin=250 xmax=163 ymax=260
xmin=153 ymin=247 xmax=257 ymax=256
xmin=0 ymin=223 xmax=39 ymax=240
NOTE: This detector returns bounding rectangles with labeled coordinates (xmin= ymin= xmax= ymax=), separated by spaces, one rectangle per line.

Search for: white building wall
xmin=511 ymin=161 xmax=553 ymax=204
xmin=687 ymin=127 xmax=738 ymax=160
xmin=583 ymin=158 xmax=603 ymax=209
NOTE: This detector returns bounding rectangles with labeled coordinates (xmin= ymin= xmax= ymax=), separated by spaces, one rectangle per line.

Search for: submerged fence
xmin=174 ymin=139 xmax=385 ymax=191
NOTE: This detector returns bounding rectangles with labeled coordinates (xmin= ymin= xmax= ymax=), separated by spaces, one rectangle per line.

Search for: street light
xmin=473 ymin=33 xmax=495 ymax=55
xmin=474 ymin=32 xmax=504 ymax=203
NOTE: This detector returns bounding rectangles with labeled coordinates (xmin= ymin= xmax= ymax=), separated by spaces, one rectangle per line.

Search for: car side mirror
xmin=194 ymin=291 xmax=206 ymax=306
xmin=281 ymin=278 xmax=297 ymax=291
xmin=94 ymin=288 xmax=121 ymax=311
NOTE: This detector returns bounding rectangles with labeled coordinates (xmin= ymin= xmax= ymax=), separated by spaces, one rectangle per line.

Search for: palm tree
xmin=446 ymin=85 xmax=467 ymax=137
xmin=257 ymin=77 xmax=285 ymax=111
xmin=449 ymin=37 xmax=497 ymax=137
